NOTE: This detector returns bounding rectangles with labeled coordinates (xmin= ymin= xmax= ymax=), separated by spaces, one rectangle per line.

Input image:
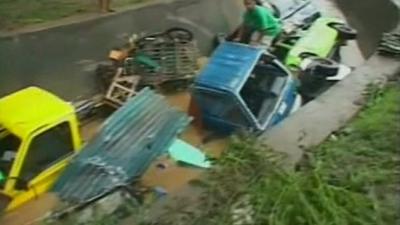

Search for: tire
xmin=299 ymin=52 xmax=318 ymax=59
xmin=328 ymin=22 xmax=357 ymax=40
xmin=165 ymin=27 xmax=193 ymax=43
xmin=307 ymin=57 xmax=340 ymax=77
xmin=136 ymin=33 xmax=169 ymax=49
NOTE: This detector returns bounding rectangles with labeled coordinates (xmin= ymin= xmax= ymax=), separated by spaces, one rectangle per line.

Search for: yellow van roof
xmin=0 ymin=87 xmax=74 ymax=138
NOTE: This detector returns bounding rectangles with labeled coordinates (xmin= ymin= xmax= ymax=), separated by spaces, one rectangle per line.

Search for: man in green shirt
xmin=232 ymin=0 xmax=282 ymax=47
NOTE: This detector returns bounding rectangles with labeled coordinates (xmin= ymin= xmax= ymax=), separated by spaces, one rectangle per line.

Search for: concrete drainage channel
xmin=0 ymin=0 xmax=243 ymax=99
xmin=0 ymin=0 xmax=399 ymax=224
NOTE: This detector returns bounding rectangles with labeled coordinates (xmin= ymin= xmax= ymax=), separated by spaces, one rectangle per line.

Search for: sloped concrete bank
xmin=0 ymin=0 xmax=242 ymax=99
xmin=262 ymin=0 xmax=400 ymax=167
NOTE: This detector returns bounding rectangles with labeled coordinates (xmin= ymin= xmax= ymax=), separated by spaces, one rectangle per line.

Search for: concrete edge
xmin=0 ymin=0 xmax=170 ymax=38
xmin=261 ymin=0 xmax=400 ymax=168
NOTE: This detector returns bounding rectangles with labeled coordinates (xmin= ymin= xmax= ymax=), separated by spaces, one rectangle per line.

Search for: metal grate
xmin=126 ymin=41 xmax=200 ymax=86
xmin=53 ymin=88 xmax=191 ymax=204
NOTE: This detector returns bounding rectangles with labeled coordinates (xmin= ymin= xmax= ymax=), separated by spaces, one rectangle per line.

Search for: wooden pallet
xmin=105 ymin=68 xmax=141 ymax=107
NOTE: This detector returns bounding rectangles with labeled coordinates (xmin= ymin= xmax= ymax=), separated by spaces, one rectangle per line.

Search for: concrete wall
xmin=0 ymin=0 xmax=242 ymax=99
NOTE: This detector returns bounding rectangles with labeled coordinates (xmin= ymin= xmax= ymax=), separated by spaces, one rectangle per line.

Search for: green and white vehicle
xmin=273 ymin=17 xmax=357 ymax=68
xmin=272 ymin=17 xmax=357 ymax=101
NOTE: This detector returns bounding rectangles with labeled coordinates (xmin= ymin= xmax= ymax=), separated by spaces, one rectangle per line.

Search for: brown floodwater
xmin=141 ymin=91 xmax=228 ymax=193
xmin=1 ymin=193 xmax=59 ymax=225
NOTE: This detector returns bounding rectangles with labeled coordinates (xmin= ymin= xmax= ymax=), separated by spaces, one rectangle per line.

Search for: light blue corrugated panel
xmin=195 ymin=42 xmax=264 ymax=93
xmin=52 ymin=88 xmax=191 ymax=204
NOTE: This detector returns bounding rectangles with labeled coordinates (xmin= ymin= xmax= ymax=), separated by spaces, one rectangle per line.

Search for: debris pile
xmin=98 ymin=27 xmax=200 ymax=106
xmin=130 ymin=28 xmax=200 ymax=86
xmin=53 ymin=88 xmax=191 ymax=205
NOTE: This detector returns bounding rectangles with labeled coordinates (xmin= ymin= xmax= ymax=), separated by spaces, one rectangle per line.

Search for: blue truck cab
xmin=192 ymin=42 xmax=301 ymax=134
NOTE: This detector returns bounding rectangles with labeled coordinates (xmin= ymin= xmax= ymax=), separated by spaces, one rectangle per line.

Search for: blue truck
xmin=191 ymin=42 xmax=301 ymax=134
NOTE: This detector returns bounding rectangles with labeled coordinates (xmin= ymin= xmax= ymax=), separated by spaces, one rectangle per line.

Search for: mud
xmin=142 ymin=91 xmax=228 ymax=193
xmin=1 ymin=194 xmax=59 ymax=225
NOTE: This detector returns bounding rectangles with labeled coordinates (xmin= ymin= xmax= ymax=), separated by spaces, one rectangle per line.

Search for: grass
xmin=141 ymin=81 xmax=400 ymax=225
xmin=0 ymin=0 xmax=149 ymax=31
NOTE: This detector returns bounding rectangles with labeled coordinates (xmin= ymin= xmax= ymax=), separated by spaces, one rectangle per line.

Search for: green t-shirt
xmin=243 ymin=6 xmax=281 ymax=37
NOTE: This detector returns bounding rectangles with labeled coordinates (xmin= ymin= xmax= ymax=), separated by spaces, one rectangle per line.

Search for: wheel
xmin=165 ymin=27 xmax=193 ymax=43
xmin=328 ymin=22 xmax=357 ymax=40
xmin=136 ymin=33 xmax=170 ymax=49
xmin=306 ymin=57 xmax=340 ymax=77
xmin=299 ymin=52 xmax=318 ymax=59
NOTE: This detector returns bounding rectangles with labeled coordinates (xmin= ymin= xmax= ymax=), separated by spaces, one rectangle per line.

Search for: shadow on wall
xmin=335 ymin=0 xmax=400 ymax=57
xmin=0 ymin=0 xmax=242 ymax=100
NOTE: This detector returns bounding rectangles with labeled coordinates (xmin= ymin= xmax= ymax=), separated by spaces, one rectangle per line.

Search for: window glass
xmin=239 ymin=63 xmax=286 ymax=124
xmin=194 ymin=90 xmax=249 ymax=126
xmin=0 ymin=130 xmax=21 ymax=189
xmin=18 ymin=122 xmax=74 ymax=185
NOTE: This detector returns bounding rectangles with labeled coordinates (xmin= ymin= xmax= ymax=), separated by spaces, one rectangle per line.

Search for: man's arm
xmin=234 ymin=24 xmax=244 ymax=41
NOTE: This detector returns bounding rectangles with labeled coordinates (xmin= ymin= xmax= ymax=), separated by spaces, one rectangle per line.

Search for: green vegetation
xmin=0 ymin=0 xmax=149 ymax=31
xmin=148 ymin=82 xmax=400 ymax=225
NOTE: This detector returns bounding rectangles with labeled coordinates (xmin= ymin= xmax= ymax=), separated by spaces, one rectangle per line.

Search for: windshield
xmin=0 ymin=128 xmax=21 ymax=189
xmin=240 ymin=63 xmax=287 ymax=126
xmin=193 ymin=89 xmax=251 ymax=129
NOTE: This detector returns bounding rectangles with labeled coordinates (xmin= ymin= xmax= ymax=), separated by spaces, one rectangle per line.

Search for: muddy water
xmin=1 ymin=194 xmax=59 ymax=225
xmin=141 ymin=91 xmax=228 ymax=193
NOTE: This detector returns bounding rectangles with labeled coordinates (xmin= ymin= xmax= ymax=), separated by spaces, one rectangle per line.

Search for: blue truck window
xmin=193 ymin=89 xmax=249 ymax=127
xmin=239 ymin=63 xmax=287 ymax=125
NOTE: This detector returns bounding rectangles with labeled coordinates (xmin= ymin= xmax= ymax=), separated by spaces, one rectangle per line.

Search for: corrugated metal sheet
xmin=53 ymin=88 xmax=191 ymax=204
xmin=195 ymin=42 xmax=264 ymax=93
